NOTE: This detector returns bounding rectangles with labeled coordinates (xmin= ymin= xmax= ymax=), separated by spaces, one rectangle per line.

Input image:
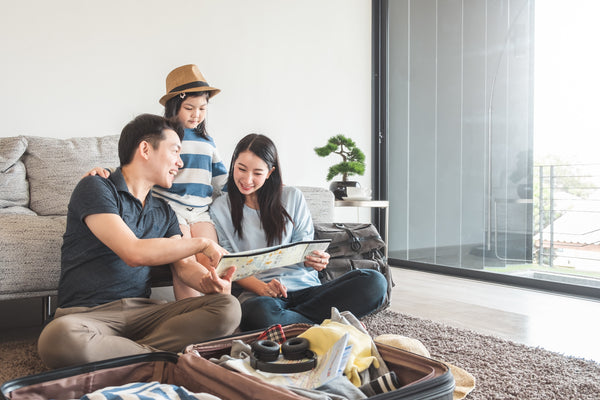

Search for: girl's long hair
xmin=164 ymin=92 xmax=209 ymax=139
xmin=228 ymin=134 xmax=291 ymax=245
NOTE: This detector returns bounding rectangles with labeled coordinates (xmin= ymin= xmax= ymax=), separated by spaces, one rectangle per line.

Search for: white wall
xmin=0 ymin=0 xmax=372 ymax=191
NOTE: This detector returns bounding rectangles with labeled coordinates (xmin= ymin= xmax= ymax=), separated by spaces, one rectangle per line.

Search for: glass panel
xmin=385 ymin=0 xmax=600 ymax=290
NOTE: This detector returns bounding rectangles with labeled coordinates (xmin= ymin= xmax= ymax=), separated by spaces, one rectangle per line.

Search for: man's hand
xmin=171 ymin=239 xmax=235 ymax=294
xmin=199 ymin=239 xmax=229 ymax=268
xmin=196 ymin=266 xmax=236 ymax=294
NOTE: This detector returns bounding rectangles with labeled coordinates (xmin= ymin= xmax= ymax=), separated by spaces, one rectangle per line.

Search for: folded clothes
xmin=256 ymin=323 xmax=286 ymax=344
xmin=359 ymin=371 xmax=401 ymax=397
xmin=80 ymin=381 xmax=221 ymax=400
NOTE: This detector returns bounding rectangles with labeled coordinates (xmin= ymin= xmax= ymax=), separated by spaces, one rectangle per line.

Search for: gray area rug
xmin=1 ymin=309 xmax=599 ymax=399
xmin=362 ymin=310 xmax=600 ymax=400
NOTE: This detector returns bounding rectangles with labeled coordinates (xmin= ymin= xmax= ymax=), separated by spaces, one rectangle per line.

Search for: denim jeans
xmin=240 ymin=269 xmax=388 ymax=331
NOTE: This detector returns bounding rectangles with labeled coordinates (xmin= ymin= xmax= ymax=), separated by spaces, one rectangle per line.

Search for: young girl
xmin=209 ymin=133 xmax=388 ymax=331
xmin=88 ymin=65 xmax=228 ymax=300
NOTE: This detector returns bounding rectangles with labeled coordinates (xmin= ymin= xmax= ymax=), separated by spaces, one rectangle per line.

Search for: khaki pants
xmin=38 ymin=295 xmax=241 ymax=369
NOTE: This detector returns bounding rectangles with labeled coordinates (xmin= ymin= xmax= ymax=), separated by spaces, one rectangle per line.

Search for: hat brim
xmin=159 ymin=86 xmax=221 ymax=106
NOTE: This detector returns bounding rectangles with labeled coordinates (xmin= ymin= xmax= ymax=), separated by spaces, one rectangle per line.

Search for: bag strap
xmin=335 ymin=223 xmax=362 ymax=252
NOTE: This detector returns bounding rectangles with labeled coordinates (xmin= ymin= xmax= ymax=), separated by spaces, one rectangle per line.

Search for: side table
xmin=334 ymin=199 xmax=389 ymax=258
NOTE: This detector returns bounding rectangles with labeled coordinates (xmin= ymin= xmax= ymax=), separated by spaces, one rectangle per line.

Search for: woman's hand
xmin=305 ymin=250 xmax=330 ymax=272
xmin=83 ymin=167 xmax=110 ymax=179
xmin=260 ymin=279 xmax=287 ymax=298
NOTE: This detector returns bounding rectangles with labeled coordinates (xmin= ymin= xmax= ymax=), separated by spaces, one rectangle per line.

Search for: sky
xmin=534 ymin=0 xmax=600 ymax=164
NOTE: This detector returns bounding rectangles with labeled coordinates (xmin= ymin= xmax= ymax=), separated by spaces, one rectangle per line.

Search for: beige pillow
xmin=0 ymin=136 xmax=29 ymax=210
xmin=374 ymin=334 xmax=431 ymax=357
xmin=23 ymin=135 xmax=119 ymax=216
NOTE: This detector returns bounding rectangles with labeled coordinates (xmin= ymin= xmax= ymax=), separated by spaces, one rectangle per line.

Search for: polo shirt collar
xmin=110 ymin=167 xmax=157 ymax=208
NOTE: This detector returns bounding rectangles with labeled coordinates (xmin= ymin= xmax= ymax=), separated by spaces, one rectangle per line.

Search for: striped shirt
xmin=153 ymin=129 xmax=228 ymax=209
xmin=81 ymin=381 xmax=217 ymax=399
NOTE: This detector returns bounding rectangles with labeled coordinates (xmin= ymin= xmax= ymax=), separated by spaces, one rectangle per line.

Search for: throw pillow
xmin=23 ymin=135 xmax=119 ymax=216
xmin=0 ymin=136 xmax=29 ymax=210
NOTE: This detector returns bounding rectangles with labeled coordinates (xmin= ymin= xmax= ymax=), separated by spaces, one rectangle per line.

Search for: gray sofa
xmin=0 ymin=135 xmax=334 ymax=317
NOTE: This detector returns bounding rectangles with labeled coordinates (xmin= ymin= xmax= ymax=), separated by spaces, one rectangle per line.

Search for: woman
xmin=209 ymin=133 xmax=388 ymax=331
xmin=88 ymin=64 xmax=228 ymax=300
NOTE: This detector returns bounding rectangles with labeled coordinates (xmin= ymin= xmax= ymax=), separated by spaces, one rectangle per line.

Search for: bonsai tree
xmin=314 ymin=134 xmax=366 ymax=182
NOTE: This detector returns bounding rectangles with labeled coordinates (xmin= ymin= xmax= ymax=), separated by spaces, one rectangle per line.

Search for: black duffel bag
xmin=313 ymin=222 xmax=394 ymax=311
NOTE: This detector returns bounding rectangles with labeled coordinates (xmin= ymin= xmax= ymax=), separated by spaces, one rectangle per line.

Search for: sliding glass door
xmin=377 ymin=0 xmax=600 ymax=296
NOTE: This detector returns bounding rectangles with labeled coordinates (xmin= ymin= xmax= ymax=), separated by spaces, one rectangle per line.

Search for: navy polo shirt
xmin=58 ymin=168 xmax=182 ymax=308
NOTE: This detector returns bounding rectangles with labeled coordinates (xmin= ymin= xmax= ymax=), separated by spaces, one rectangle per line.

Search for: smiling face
xmin=149 ymin=129 xmax=184 ymax=188
xmin=233 ymin=150 xmax=275 ymax=207
xmin=177 ymin=94 xmax=208 ymax=129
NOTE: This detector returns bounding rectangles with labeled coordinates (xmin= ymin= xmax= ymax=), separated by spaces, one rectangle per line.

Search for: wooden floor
xmin=388 ymin=266 xmax=600 ymax=362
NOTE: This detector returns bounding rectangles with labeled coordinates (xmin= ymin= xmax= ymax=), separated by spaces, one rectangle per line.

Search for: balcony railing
xmin=535 ymin=163 xmax=600 ymax=270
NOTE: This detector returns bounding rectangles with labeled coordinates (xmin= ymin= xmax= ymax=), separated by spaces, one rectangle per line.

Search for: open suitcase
xmin=2 ymin=323 xmax=455 ymax=400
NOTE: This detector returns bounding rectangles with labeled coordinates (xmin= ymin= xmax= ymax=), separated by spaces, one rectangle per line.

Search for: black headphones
xmin=250 ymin=337 xmax=317 ymax=373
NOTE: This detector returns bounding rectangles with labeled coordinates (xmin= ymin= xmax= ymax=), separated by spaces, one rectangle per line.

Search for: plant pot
xmin=329 ymin=181 xmax=360 ymax=200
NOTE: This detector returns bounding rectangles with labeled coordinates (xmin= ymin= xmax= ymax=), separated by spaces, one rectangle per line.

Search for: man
xmin=38 ymin=114 xmax=241 ymax=368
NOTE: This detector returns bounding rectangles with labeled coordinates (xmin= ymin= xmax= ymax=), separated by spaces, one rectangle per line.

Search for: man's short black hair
xmin=118 ymin=114 xmax=184 ymax=166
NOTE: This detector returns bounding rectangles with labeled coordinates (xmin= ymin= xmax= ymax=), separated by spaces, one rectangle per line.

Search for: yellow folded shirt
xmin=299 ymin=320 xmax=379 ymax=386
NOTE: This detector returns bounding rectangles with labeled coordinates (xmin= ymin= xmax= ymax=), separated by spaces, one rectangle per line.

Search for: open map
xmin=215 ymin=239 xmax=331 ymax=281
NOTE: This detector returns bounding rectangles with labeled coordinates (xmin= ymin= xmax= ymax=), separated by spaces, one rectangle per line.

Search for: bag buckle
xmin=335 ymin=223 xmax=362 ymax=252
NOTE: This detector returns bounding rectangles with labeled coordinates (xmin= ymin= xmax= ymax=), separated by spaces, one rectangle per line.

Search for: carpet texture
xmin=2 ymin=309 xmax=600 ymax=399
xmin=362 ymin=310 xmax=600 ymax=400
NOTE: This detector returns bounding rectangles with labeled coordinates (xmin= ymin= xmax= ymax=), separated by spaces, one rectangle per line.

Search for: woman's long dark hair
xmin=164 ymin=92 xmax=210 ymax=139
xmin=228 ymin=134 xmax=291 ymax=246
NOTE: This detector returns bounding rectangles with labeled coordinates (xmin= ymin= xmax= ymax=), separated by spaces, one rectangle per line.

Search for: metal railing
xmin=535 ymin=163 xmax=600 ymax=268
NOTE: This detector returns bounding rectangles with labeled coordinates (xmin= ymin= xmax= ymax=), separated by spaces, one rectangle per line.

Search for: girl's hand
xmin=305 ymin=250 xmax=330 ymax=272
xmin=83 ymin=167 xmax=110 ymax=179
xmin=261 ymin=279 xmax=287 ymax=298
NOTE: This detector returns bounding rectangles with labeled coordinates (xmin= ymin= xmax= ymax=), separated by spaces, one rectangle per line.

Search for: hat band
xmin=170 ymin=81 xmax=209 ymax=93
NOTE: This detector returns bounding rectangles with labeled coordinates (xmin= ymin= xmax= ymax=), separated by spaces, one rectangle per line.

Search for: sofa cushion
xmin=0 ymin=215 xmax=66 ymax=299
xmin=0 ymin=136 xmax=29 ymax=210
xmin=0 ymin=206 xmax=36 ymax=215
xmin=23 ymin=135 xmax=120 ymax=216
xmin=297 ymin=186 xmax=335 ymax=224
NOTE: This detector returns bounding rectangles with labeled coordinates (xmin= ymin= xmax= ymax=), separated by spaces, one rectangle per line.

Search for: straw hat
xmin=159 ymin=64 xmax=221 ymax=106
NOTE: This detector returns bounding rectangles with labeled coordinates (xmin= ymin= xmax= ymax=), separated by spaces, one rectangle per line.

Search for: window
xmin=375 ymin=0 xmax=600 ymax=297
